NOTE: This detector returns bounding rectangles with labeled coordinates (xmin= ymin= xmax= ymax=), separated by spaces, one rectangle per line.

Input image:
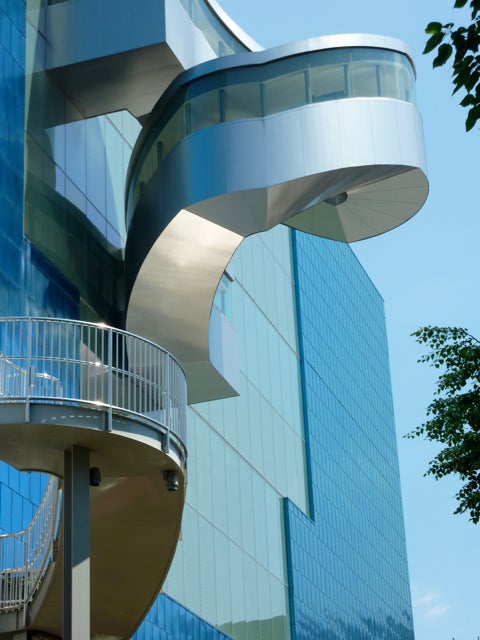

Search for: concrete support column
xmin=63 ymin=446 xmax=90 ymax=640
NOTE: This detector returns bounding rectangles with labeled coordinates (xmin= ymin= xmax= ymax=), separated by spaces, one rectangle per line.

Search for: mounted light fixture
xmin=89 ymin=467 xmax=102 ymax=487
xmin=164 ymin=470 xmax=179 ymax=492
xmin=325 ymin=192 xmax=348 ymax=206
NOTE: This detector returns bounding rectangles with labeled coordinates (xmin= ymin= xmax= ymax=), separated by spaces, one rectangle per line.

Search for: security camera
xmin=89 ymin=467 xmax=102 ymax=487
xmin=164 ymin=470 xmax=179 ymax=492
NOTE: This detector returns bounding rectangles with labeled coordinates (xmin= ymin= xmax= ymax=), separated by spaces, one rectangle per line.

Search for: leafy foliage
xmin=424 ymin=0 xmax=480 ymax=130
xmin=408 ymin=326 xmax=480 ymax=523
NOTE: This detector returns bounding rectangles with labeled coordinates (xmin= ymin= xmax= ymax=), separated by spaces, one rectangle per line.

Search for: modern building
xmin=0 ymin=1 xmax=428 ymax=639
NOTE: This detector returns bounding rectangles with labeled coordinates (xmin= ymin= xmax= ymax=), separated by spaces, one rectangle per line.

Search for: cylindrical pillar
xmin=63 ymin=445 xmax=90 ymax=640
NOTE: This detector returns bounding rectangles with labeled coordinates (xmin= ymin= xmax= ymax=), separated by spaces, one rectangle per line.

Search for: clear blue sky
xmin=219 ymin=1 xmax=480 ymax=638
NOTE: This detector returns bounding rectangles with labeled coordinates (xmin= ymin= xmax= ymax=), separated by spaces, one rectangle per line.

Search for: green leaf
xmin=454 ymin=0 xmax=468 ymax=7
xmin=452 ymin=66 xmax=473 ymax=93
xmin=433 ymin=43 xmax=454 ymax=67
xmin=424 ymin=31 xmax=446 ymax=54
xmin=460 ymin=93 xmax=476 ymax=106
xmin=425 ymin=21 xmax=444 ymax=34
xmin=409 ymin=326 xmax=480 ymax=522
xmin=465 ymin=104 xmax=480 ymax=129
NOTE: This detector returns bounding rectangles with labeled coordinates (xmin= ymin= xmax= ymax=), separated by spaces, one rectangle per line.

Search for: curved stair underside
xmin=0 ymin=316 xmax=187 ymax=639
xmin=0 ymin=406 xmax=185 ymax=640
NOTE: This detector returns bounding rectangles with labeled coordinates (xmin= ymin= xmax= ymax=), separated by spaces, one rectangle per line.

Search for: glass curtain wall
xmin=24 ymin=0 xmax=141 ymax=326
xmin=285 ymin=232 xmax=414 ymax=640
xmin=0 ymin=0 xmax=50 ymax=540
xmin=149 ymin=226 xmax=309 ymax=640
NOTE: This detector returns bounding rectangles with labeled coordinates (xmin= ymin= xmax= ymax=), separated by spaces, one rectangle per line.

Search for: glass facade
xmin=286 ymin=232 xmax=414 ymax=639
xmin=138 ymin=594 xmax=232 ymax=640
xmin=0 ymin=0 xmax=29 ymax=317
xmin=0 ymin=2 xmax=415 ymax=639
xmin=135 ymin=227 xmax=415 ymax=640
xmin=0 ymin=0 xmax=50 ymax=535
xmin=157 ymin=226 xmax=306 ymax=640
xmin=24 ymin=3 xmax=141 ymax=324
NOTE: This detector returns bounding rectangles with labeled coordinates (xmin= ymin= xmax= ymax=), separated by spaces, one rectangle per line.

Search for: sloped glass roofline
xmin=127 ymin=35 xmax=417 ymax=222
xmin=46 ymin=0 xmax=259 ymax=57
xmin=178 ymin=0 xmax=261 ymax=54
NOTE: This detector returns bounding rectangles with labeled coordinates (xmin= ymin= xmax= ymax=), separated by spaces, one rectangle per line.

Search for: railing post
xmin=22 ymin=531 xmax=29 ymax=626
xmin=25 ymin=319 xmax=32 ymax=423
xmin=165 ymin=359 xmax=170 ymax=429
xmin=107 ymin=327 xmax=113 ymax=432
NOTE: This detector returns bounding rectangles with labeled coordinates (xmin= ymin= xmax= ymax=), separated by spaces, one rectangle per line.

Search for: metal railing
xmin=0 ymin=356 xmax=63 ymax=398
xmin=0 ymin=318 xmax=187 ymax=446
xmin=0 ymin=476 xmax=62 ymax=612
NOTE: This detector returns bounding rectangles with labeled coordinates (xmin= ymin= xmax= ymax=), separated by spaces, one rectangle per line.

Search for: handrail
xmin=0 ymin=318 xmax=187 ymax=446
xmin=0 ymin=476 xmax=62 ymax=612
xmin=0 ymin=354 xmax=63 ymax=397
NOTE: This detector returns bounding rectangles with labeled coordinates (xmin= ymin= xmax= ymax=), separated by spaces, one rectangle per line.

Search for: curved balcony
xmin=127 ymin=40 xmax=418 ymax=219
xmin=125 ymin=35 xmax=428 ymax=403
xmin=0 ymin=317 xmax=187 ymax=639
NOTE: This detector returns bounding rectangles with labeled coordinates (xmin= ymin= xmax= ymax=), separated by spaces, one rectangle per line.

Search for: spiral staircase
xmin=0 ymin=319 xmax=186 ymax=639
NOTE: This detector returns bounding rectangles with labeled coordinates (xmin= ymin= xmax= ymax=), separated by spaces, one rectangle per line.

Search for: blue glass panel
xmin=0 ymin=0 xmax=68 ymax=546
xmin=133 ymin=595 xmax=232 ymax=640
xmin=285 ymin=230 xmax=414 ymax=640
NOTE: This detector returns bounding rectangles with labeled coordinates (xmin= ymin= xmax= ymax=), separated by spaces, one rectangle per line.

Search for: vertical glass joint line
xmin=290 ymin=230 xmax=315 ymax=518
xmin=284 ymin=229 xmax=318 ymax=640
xmin=283 ymin=497 xmax=297 ymax=640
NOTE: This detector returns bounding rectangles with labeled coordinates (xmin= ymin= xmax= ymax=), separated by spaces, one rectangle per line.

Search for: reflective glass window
xmin=350 ymin=61 xmax=380 ymax=97
xmin=310 ymin=64 xmax=347 ymax=102
xmin=188 ymin=90 xmax=221 ymax=132
xmin=380 ymin=61 xmax=415 ymax=101
xmin=158 ymin=107 xmax=187 ymax=159
xmin=224 ymin=82 xmax=262 ymax=121
xmin=263 ymin=71 xmax=307 ymax=116
xmin=65 ymin=120 xmax=86 ymax=192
